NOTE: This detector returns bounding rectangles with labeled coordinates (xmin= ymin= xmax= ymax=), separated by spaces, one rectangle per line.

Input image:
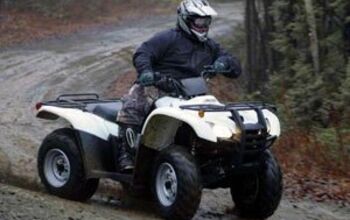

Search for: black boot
xmin=115 ymin=125 xmax=136 ymax=173
xmin=117 ymin=141 xmax=134 ymax=173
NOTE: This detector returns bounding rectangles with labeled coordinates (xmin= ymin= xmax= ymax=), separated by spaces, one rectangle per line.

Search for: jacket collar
xmin=176 ymin=25 xmax=203 ymax=43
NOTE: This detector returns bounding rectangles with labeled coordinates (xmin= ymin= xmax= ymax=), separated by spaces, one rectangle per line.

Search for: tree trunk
xmin=245 ymin=0 xmax=264 ymax=93
xmin=304 ymin=0 xmax=320 ymax=75
xmin=253 ymin=1 xmax=269 ymax=88
xmin=245 ymin=0 xmax=255 ymax=93
xmin=245 ymin=0 xmax=273 ymax=94
xmin=262 ymin=0 xmax=275 ymax=74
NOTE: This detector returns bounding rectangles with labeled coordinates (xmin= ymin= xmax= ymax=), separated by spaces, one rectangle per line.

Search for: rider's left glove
xmin=139 ymin=71 xmax=155 ymax=86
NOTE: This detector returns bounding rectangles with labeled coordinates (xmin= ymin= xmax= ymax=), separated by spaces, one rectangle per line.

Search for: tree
xmin=304 ymin=0 xmax=320 ymax=75
xmin=245 ymin=0 xmax=269 ymax=94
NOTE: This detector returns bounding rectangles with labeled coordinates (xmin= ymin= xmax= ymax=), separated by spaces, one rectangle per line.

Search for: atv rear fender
xmin=37 ymin=105 xmax=119 ymax=140
xmin=37 ymin=106 xmax=121 ymax=178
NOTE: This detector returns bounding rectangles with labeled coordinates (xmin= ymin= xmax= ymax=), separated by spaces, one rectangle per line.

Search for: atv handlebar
xmin=153 ymin=73 xmax=184 ymax=96
xmin=201 ymin=65 xmax=235 ymax=79
xmin=136 ymin=65 xmax=232 ymax=97
xmin=152 ymin=65 xmax=231 ymax=85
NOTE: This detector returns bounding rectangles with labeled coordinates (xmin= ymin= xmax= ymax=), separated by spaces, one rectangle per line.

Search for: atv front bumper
xmin=180 ymin=102 xmax=279 ymax=188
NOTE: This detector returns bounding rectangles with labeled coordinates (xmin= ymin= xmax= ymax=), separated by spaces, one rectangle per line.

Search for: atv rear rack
xmin=40 ymin=93 xmax=120 ymax=110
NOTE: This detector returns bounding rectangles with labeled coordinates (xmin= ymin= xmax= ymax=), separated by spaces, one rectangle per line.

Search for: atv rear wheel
xmin=38 ymin=128 xmax=99 ymax=201
xmin=230 ymin=150 xmax=282 ymax=219
xmin=152 ymin=145 xmax=201 ymax=220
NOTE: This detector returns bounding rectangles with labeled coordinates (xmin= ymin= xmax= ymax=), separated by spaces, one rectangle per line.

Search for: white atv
xmin=36 ymin=67 xmax=283 ymax=220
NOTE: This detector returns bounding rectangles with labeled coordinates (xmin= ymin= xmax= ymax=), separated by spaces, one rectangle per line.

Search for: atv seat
xmin=86 ymin=101 xmax=122 ymax=123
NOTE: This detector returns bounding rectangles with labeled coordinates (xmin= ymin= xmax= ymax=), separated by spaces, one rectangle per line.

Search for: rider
xmin=115 ymin=0 xmax=242 ymax=172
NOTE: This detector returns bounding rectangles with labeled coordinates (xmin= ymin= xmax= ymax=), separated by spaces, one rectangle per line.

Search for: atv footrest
xmin=90 ymin=170 xmax=133 ymax=184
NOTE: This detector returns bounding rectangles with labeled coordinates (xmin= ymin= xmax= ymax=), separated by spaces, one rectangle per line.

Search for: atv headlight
xmin=231 ymin=126 xmax=242 ymax=142
xmin=212 ymin=125 xmax=232 ymax=139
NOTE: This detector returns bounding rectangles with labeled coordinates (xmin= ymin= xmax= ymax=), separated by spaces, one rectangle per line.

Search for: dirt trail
xmin=0 ymin=183 xmax=349 ymax=220
xmin=0 ymin=1 xmax=349 ymax=220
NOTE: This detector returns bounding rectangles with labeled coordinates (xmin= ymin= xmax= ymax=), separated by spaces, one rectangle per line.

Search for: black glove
xmin=138 ymin=71 xmax=155 ymax=86
xmin=213 ymin=57 xmax=230 ymax=73
xmin=213 ymin=56 xmax=241 ymax=78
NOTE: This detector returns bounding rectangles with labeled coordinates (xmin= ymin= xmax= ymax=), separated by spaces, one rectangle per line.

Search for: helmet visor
xmin=192 ymin=16 xmax=212 ymax=28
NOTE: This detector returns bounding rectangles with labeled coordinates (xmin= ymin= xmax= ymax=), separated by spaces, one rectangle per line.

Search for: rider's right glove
xmin=138 ymin=71 xmax=155 ymax=86
xmin=213 ymin=57 xmax=230 ymax=73
xmin=213 ymin=56 xmax=241 ymax=78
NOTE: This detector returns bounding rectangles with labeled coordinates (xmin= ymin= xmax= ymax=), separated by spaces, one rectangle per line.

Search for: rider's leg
xmin=115 ymin=84 xmax=148 ymax=172
xmin=115 ymin=84 xmax=163 ymax=172
xmin=115 ymin=124 xmax=140 ymax=172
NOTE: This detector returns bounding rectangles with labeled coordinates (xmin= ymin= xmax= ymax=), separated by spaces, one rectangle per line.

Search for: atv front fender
xmin=141 ymin=107 xmax=217 ymax=150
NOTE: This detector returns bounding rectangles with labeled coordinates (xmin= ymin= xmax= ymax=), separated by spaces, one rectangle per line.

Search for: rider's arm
xmin=133 ymin=30 xmax=174 ymax=76
xmin=211 ymin=40 xmax=242 ymax=79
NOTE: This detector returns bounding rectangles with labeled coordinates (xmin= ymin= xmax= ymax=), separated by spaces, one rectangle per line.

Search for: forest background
xmin=0 ymin=0 xmax=349 ymax=204
xmin=236 ymin=0 xmax=350 ymax=203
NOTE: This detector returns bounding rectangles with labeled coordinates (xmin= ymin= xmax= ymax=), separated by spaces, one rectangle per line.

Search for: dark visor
xmin=190 ymin=16 xmax=212 ymax=28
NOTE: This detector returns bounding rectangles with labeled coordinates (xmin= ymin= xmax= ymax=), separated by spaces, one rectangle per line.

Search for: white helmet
xmin=178 ymin=0 xmax=218 ymax=42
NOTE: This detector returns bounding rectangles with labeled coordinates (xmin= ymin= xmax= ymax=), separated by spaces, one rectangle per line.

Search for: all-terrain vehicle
xmin=36 ymin=66 xmax=283 ymax=220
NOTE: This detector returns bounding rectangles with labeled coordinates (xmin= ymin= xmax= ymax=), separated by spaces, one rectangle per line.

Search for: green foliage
xmin=259 ymin=0 xmax=350 ymax=165
xmin=220 ymin=0 xmax=350 ymax=164
xmin=314 ymin=127 xmax=350 ymax=163
xmin=265 ymin=0 xmax=350 ymax=130
xmin=338 ymin=59 xmax=350 ymax=125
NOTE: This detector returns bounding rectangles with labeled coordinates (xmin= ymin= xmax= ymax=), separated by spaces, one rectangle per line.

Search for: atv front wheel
xmin=152 ymin=145 xmax=201 ymax=220
xmin=230 ymin=150 xmax=283 ymax=219
xmin=38 ymin=128 xmax=99 ymax=201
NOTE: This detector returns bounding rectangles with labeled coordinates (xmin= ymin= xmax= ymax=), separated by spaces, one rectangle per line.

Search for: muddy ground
xmin=0 ymin=1 xmax=349 ymax=219
xmin=0 ymin=183 xmax=349 ymax=220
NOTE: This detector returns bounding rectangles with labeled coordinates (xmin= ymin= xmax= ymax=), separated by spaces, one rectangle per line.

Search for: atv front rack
xmin=180 ymin=102 xmax=278 ymax=165
xmin=179 ymin=101 xmax=277 ymax=112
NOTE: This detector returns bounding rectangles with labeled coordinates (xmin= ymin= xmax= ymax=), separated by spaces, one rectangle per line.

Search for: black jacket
xmin=133 ymin=28 xmax=241 ymax=79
